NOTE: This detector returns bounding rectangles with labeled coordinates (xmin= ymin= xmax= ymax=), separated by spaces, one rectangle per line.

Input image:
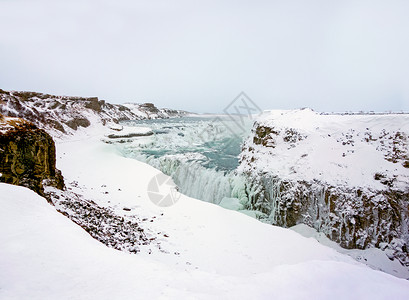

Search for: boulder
xmin=0 ymin=116 xmax=64 ymax=196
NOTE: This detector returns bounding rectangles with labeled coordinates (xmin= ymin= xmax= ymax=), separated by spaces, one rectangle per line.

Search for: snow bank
xmin=105 ymin=126 xmax=153 ymax=138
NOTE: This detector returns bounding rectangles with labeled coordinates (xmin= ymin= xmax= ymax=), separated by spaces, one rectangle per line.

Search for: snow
xmin=0 ymin=116 xmax=22 ymax=134
xmin=123 ymin=103 xmax=188 ymax=119
xmin=2 ymin=125 xmax=409 ymax=299
xmin=104 ymin=126 xmax=153 ymax=138
xmin=107 ymin=123 xmax=123 ymax=131
xmin=291 ymin=224 xmax=409 ymax=279
xmin=239 ymin=109 xmax=409 ymax=190
xmin=219 ymin=197 xmax=244 ymax=210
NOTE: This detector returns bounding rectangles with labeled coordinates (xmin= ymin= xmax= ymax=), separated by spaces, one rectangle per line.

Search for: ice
xmin=116 ymin=116 xmax=253 ymax=205
xmin=219 ymin=197 xmax=244 ymax=210
xmin=105 ymin=126 xmax=153 ymax=138
xmin=146 ymin=158 xmax=234 ymax=204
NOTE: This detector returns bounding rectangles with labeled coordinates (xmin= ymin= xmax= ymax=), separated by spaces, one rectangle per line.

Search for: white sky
xmin=1 ymin=0 xmax=408 ymax=113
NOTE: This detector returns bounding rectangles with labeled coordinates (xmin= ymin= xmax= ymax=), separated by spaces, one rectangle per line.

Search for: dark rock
xmin=84 ymin=97 xmax=102 ymax=112
xmin=12 ymin=91 xmax=43 ymax=101
xmin=117 ymin=105 xmax=130 ymax=112
xmin=252 ymin=124 xmax=280 ymax=147
xmin=283 ymin=128 xmax=305 ymax=143
xmin=139 ymin=103 xmax=160 ymax=114
xmin=49 ymin=101 xmax=61 ymax=110
xmin=47 ymin=120 xmax=65 ymax=133
xmin=242 ymin=173 xmax=408 ymax=265
xmin=65 ymin=117 xmax=91 ymax=130
xmin=0 ymin=117 xmax=64 ymax=196
xmin=374 ymin=173 xmax=386 ymax=180
xmin=106 ymin=131 xmax=153 ymax=139
xmin=46 ymin=187 xmax=162 ymax=254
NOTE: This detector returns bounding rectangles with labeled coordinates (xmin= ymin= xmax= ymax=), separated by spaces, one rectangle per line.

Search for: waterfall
xmin=128 ymin=153 xmax=246 ymax=204
xmin=115 ymin=116 xmax=255 ymax=207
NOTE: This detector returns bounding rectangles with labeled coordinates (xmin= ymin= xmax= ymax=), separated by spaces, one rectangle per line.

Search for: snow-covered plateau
xmin=1 ymin=91 xmax=409 ymax=299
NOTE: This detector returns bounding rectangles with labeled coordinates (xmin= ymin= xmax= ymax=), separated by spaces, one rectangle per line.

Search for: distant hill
xmin=0 ymin=89 xmax=189 ymax=135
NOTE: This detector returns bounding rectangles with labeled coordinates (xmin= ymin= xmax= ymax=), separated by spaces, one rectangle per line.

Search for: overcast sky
xmin=1 ymin=0 xmax=408 ymax=113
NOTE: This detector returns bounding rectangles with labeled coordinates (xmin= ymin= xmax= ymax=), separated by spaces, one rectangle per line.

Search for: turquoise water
xmin=118 ymin=116 xmax=253 ymax=204
xmin=122 ymin=116 xmax=246 ymax=172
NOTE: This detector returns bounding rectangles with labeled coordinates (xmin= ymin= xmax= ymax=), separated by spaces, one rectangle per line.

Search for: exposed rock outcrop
xmin=46 ymin=184 xmax=162 ymax=254
xmin=0 ymin=89 xmax=189 ymax=134
xmin=0 ymin=115 xmax=64 ymax=196
xmin=123 ymin=102 xmax=189 ymax=120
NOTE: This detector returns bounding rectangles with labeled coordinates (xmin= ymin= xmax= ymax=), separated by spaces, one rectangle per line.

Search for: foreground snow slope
xmin=2 ymin=129 xmax=409 ymax=299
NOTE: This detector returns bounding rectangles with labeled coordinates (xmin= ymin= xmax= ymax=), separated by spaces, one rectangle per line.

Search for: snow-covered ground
xmin=2 ymin=124 xmax=409 ymax=299
xmin=291 ymin=224 xmax=409 ymax=279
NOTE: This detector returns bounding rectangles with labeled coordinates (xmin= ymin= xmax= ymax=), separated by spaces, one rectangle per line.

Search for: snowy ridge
xmin=0 ymin=89 xmax=189 ymax=136
xmin=123 ymin=102 xmax=188 ymax=119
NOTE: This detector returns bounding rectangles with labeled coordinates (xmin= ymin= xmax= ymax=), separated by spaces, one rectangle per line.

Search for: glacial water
xmin=118 ymin=116 xmax=254 ymax=206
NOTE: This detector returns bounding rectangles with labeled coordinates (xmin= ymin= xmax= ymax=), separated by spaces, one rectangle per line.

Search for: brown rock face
xmin=64 ymin=117 xmax=91 ymax=130
xmin=0 ymin=117 xmax=64 ymax=196
xmin=252 ymin=124 xmax=279 ymax=147
xmin=139 ymin=103 xmax=160 ymax=114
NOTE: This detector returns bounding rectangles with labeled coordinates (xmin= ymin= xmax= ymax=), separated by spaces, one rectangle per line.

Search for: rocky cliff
xmin=123 ymin=102 xmax=188 ymax=119
xmin=0 ymin=89 xmax=189 ymax=134
xmin=238 ymin=109 xmax=409 ymax=266
xmin=0 ymin=115 xmax=64 ymax=196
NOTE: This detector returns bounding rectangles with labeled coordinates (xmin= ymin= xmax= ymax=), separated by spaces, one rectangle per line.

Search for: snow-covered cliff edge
xmin=238 ymin=109 xmax=409 ymax=266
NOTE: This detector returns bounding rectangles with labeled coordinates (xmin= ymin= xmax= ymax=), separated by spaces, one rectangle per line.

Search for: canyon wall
xmin=237 ymin=109 xmax=409 ymax=265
